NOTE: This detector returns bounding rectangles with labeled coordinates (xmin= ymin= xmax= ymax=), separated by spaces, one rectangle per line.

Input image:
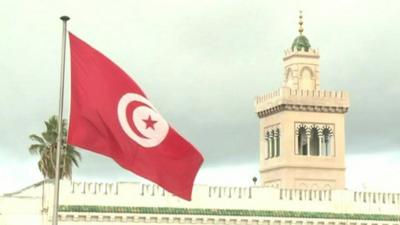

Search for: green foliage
xmin=29 ymin=115 xmax=81 ymax=179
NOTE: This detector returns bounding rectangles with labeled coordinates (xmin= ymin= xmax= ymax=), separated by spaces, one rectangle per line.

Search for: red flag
xmin=67 ymin=33 xmax=204 ymax=200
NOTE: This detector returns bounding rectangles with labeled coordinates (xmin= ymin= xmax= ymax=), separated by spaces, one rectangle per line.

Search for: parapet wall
xmin=70 ymin=182 xmax=119 ymax=195
xmin=353 ymin=191 xmax=400 ymax=204
xmin=39 ymin=181 xmax=398 ymax=215
xmin=283 ymin=48 xmax=320 ymax=58
xmin=279 ymin=189 xmax=332 ymax=201
xmin=255 ymin=87 xmax=350 ymax=116
xmin=3 ymin=180 xmax=400 ymax=224
xmin=64 ymin=182 xmax=255 ymax=200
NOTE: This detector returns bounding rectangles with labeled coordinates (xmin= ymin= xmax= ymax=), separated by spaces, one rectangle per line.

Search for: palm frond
xmin=71 ymin=156 xmax=80 ymax=167
xmin=29 ymin=144 xmax=45 ymax=154
xmin=30 ymin=115 xmax=81 ymax=180
xmin=29 ymin=134 xmax=45 ymax=144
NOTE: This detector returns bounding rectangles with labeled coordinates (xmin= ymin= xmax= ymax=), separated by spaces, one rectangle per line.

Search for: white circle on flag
xmin=117 ymin=93 xmax=169 ymax=148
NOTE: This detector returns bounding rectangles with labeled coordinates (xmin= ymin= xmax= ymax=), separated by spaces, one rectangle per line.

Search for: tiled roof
xmin=59 ymin=205 xmax=400 ymax=221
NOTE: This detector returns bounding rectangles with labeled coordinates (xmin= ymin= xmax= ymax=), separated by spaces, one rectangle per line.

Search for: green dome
xmin=291 ymin=35 xmax=311 ymax=52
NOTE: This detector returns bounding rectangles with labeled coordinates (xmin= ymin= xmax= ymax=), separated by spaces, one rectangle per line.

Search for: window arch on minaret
xmin=321 ymin=127 xmax=333 ymax=156
xmin=299 ymin=67 xmax=315 ymax=90
xmin=310 ymin=127 xmax=320 ymax=156
xmin=264 ymin=126 xmax=281 ymax=159
xmin=295 ymin=123 xmax=334 ymax=157
xmin=284 ymin=68 xmax=296 ymax=89
xmin=323 ymin=184 xmax=332 ymax=190
xmin=297 ymin=126 xmax=308 ymax=155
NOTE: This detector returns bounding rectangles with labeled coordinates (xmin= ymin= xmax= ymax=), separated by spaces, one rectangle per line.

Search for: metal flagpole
xmin=52 ymin=15 xmax=69 ymax=225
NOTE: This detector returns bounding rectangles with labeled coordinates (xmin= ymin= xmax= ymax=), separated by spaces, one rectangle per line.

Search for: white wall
xmin=2 ymin=180 xmax=399 ymax=225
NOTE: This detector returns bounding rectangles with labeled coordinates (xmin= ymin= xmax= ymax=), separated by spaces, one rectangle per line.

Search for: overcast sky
xmin=1 ymin=0 xmax=400 ymax=194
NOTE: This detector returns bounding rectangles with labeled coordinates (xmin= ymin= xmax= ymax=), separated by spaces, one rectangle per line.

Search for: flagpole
xmin=52 ymin=15 xmax=69 ymax=225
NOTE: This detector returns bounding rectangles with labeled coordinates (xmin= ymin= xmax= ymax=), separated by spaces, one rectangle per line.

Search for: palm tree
xmin=29 ymin=115 xmax=81 ymax=179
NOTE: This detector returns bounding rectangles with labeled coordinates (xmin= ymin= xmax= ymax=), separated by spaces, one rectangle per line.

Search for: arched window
xmin=299 ymin=67 xmax=315 ymax=90
xmin=297 ymin=127 xmax=307 ymax=155
xmin=322 ymin=128 xmax=333 ymax=156
xmin=310 ymin=127 xmax=320 ymax=156
xmin=285 ymin=68 xmax=295 ymax=88
xmin=275 ymin=129 xmax=280 ymax=157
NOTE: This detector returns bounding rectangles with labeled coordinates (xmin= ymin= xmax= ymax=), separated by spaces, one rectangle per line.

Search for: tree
xmin=29 ymin=115 xmax=81 ymax=179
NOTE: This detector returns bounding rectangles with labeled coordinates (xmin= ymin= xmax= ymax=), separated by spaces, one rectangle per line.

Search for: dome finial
xmin=298 ymin=10 xmax=304 ymax=35
xmin=291 ymin=10 xmax=311 ymax=52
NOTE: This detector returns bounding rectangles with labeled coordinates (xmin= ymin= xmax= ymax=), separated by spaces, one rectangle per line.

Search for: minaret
xmin=284 ymin=11 xmax=320 ymax=91
xmin=255 ymin=12 xmax=350 ymax=190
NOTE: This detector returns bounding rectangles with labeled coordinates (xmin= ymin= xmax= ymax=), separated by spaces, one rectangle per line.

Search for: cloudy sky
xmin=1 ymin=0 xmax=400 ymax=194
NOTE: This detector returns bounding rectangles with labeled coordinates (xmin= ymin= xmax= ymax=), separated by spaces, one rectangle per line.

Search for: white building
xmin=1 ymin=15 xmax=399 ymax=225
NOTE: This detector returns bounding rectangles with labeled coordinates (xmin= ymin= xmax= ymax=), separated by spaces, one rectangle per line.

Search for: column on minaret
xmin=329 ymin=135 xmax=334 ymax=156
xmin=268 ymin=131 xmax=272 ymax=159
xmin=317 ymin=127 xmax=323 ymax=156
xmin=306 ymin=130 xmax=311 ymax=156
xmin=270 ymin=131 xmax=275 ymax=158
xmin=273 ymin=130 xmax=278 ymax=158
xmin=265 ymin=132 xmax=269 ymax=159
xmin=295 ymin=130 xmax=299 ymax=155
xmin=319 ymin=135 xmax=323 ymax=156
xmin=276 ymin=129 xmax=280 ymax=157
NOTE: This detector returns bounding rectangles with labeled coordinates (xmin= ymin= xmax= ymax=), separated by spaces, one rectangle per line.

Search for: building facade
xmin=1 ymin=180 xmax=400 ymax=225
xmin=1 ymin=15 xmax=399 ymax=225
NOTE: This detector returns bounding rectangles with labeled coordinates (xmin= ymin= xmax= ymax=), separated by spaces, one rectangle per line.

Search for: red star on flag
xmin=142 ymin=115 xmax=157 ymax=130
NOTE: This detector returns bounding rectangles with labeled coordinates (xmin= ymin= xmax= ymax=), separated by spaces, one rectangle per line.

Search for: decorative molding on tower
xmin=255 ymin=87 xmax=349 ymax=118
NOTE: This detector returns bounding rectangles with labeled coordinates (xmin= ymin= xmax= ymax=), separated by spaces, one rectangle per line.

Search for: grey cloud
xmin=1 ymin=0 xmax=399 ymax=180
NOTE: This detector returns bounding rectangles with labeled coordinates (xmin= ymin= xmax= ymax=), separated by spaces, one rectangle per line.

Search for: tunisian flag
xmin=67 ymin=33 xmax=204 ymax=200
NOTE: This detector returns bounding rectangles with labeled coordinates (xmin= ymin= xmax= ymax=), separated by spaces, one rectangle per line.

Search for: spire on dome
xmin=291 ymin=10 xmax=311 ymax=52
xmin=298 ymin=10 xmax=304 ymax=35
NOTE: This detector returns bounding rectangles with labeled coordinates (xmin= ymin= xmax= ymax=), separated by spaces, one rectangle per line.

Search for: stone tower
xmin=255 ymin=13 xmax=350 ymax=190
